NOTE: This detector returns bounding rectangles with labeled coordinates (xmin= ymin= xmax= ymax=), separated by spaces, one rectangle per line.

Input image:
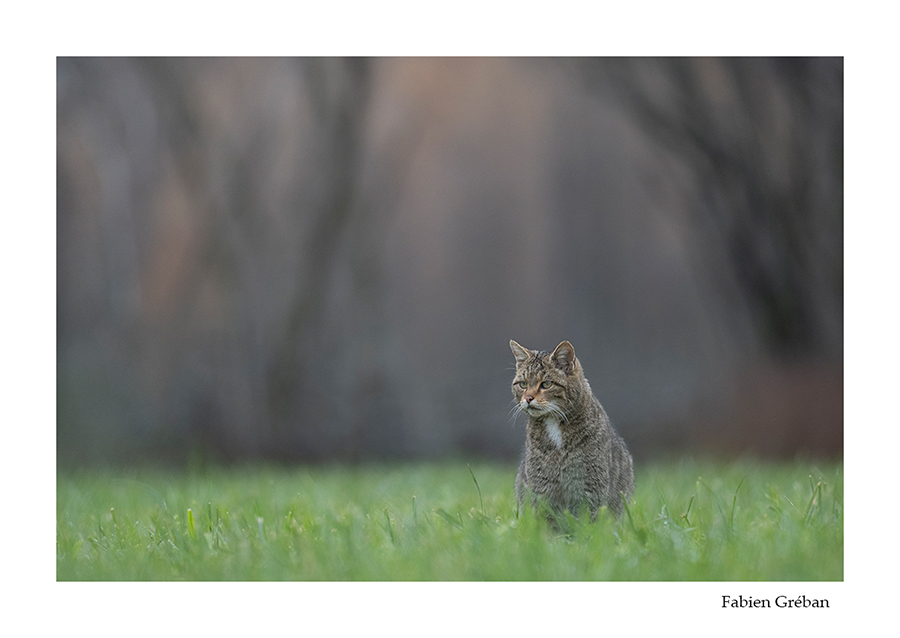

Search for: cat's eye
xmin=540 ymin=381 xmax=553 ymax=389
xmin=517 ymin=381 xmax=527 ymax=389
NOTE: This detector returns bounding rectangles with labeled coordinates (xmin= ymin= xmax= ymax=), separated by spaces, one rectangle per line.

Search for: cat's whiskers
xmin=547 ymin=403 xmax=570 ymax=424
xmin=508 ymin=399 xmax=527 ymax=426
xmin=508 ymin=393 xmax=570 ymax=428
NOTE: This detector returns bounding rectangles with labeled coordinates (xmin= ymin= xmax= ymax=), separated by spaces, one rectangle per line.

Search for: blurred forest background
xmin=57 ymin=57 xmax=843 ymax=467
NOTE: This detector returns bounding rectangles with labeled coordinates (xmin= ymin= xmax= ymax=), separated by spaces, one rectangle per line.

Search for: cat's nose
xmin=524 ymin=394 xmax=534 ymax=403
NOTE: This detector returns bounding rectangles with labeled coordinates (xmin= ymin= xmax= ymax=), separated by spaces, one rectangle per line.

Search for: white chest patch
xmin=544 ymin=416 xmax=563 ymax=448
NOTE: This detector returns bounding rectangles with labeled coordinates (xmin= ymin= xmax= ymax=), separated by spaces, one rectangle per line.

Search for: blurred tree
xmin=263 ymin=58 xmax=374 ymax=455
xmin=580 ymin=58 xmax=843 ymax=361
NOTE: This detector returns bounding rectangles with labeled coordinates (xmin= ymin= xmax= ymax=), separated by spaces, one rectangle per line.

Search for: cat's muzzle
xmin=522 ymin=402 xmax=545 ymax=416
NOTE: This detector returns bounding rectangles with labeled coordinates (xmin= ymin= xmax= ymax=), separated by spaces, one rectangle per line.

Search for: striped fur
xmin=510 ymin=340 xmax=634 ymax=520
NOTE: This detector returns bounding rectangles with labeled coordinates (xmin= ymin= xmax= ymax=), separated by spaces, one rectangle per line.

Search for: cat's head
xmin=509 ymin=340 xmax=582 ymax=420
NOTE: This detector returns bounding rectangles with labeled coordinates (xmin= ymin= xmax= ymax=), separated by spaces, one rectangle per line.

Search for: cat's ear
xmin=551 ymin=341 xmax=577 ymax=375
xmin=510 ymin=340 xmax=532 ymax=366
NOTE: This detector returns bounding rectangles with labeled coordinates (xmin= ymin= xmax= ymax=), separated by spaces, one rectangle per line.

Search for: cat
xmin=510 ymin=339 xmax=634 ymax=520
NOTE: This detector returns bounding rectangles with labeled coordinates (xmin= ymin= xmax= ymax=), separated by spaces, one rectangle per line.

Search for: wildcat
xmin=510 ymin=340 xmax=634 ymax=520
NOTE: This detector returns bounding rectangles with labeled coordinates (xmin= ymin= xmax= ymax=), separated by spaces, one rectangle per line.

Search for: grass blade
xmin=804 ymin=478 xmax=823 ymax=525
xmin=187 ymin=508 xmax=197 ymax=540
xmin=467 ymin=463 xmax=484 ymax=515
xmin=383 ymin=508 xmax=396 ymax=543
xmin=435 ymin=508 xmax=463 ymax=529
xmin=728 ymin=478 xmax=745 ymax=531
xmin=681 ymin=495 xmax=694 ymax=527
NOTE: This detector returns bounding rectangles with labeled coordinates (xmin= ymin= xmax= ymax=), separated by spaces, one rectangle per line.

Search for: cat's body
xmin=511 ymin=340 xmax=634 ymax=519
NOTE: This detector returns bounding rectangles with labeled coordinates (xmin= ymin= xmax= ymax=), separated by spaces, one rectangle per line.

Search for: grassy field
xmin=56 ymin=458 xmax=842 ymax=581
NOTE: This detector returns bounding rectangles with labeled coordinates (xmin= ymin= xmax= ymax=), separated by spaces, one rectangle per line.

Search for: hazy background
xmin=56 ymin=57 xmax=843 ymax=467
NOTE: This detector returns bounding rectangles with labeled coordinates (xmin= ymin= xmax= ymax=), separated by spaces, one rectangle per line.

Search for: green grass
xmin=56 ymin=459 xmax=842 ymax=581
